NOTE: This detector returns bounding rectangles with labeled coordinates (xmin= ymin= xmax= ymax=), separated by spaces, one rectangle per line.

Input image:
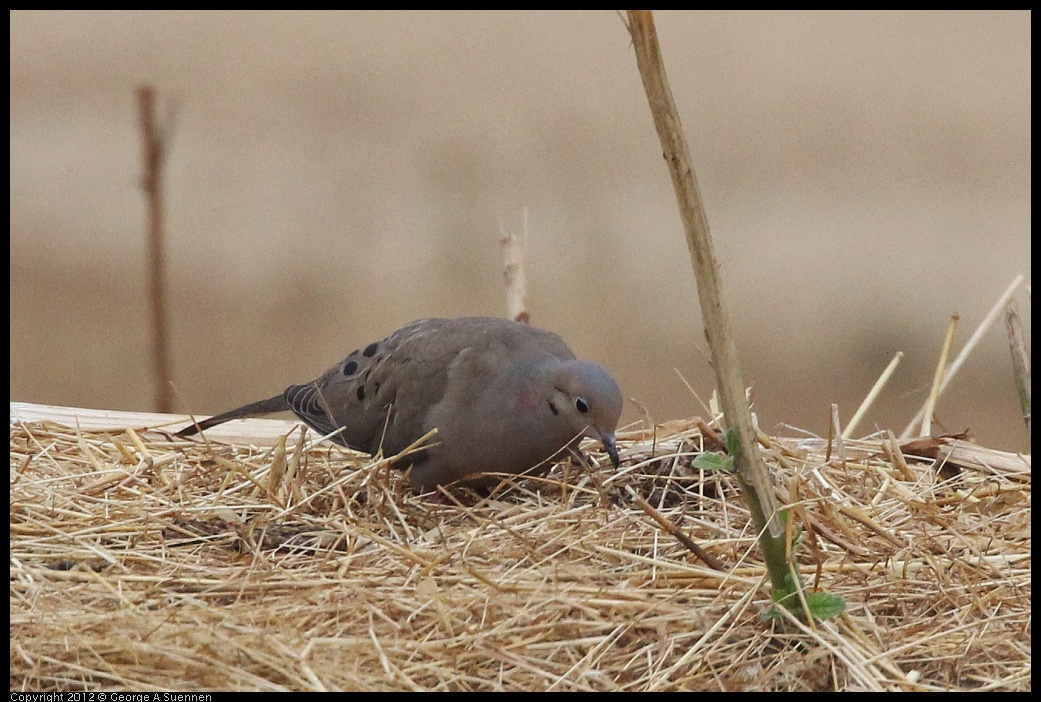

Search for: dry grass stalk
xmin=137 ymin=84 xmax=175 ymax=415
xmin=1004 ymin=301 xmax=1031 ymax=433
xmin=921 ymin=314 xmax=960 ymax=439
xmin=625 ymin=17 xmax=788 ymax=623
xmin=10 ymin=407 xmax=1030 ymax=691
xmin=499 ymin=211 xmax=529 ymax=325
xmin=842 ymin=352 xmax=903 ymax=440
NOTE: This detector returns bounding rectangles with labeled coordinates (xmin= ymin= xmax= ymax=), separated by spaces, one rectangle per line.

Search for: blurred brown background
xmin=10 ymin=11 xmax=1031 ymax=452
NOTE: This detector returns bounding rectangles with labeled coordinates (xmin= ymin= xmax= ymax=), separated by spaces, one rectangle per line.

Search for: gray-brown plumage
xmin=176 ymin=317 xmax=623 ymax=489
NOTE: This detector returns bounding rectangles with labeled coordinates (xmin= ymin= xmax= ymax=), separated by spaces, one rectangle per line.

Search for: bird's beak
xmin=600 ymin=431 xmax=620 ymax=468
xmin=583 ymin=426 xmax=620 ymax=468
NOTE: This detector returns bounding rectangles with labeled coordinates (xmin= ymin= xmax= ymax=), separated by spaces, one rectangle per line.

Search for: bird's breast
xmin=512 ymin=385 xmax=542 ymax=412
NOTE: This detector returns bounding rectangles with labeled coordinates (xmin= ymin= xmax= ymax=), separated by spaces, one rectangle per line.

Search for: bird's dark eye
xmin=575 ymin=397 xmax=589 ymax=414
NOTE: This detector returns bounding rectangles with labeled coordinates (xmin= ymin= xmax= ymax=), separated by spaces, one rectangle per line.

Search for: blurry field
xmin=9 ymin=11 xmax=1031 ymax=452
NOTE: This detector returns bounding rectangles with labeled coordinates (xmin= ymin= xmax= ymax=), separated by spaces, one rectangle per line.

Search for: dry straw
xmin=10 ymin=405 xmax=1030 ymax=691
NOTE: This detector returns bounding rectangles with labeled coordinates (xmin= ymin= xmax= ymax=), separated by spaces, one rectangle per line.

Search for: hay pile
xmin=10 ymin=408 xmax=1030 ymax=691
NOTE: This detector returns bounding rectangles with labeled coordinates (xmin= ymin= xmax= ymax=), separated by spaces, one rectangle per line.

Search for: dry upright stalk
xmin=843 ymin=351 xmax=903 ymax=440
xmin=500 ymin=211 xmax=530 ymax=324
xmin=1004 ymin=301 xmax=1031 ymax=434
xmin=137 ymin=85 xmax=174 ymax=414
xmin=625 ymin=11 xmax=794 ymax=603
xmin=920 ymin=314 xmax=960 ymax=438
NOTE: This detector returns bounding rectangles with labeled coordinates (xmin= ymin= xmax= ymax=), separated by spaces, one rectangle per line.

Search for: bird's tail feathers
xmin=175 ymin=394 xmax=291 ymax=438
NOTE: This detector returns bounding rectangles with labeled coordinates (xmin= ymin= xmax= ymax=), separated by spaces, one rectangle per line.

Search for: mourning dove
xmin=176 ymin=317 xmax=623 ymax=489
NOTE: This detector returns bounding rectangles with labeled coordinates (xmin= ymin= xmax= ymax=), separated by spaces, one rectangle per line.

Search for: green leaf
xmin=692 ymin=451 xmax=734 ymax=472
xmin=761 ymin=589 xmax=846 ymax=622
xmin=804 ymin=591 xmax=846 ymax=619
xmin=724 ymin=427 xmax=742 ymax=458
